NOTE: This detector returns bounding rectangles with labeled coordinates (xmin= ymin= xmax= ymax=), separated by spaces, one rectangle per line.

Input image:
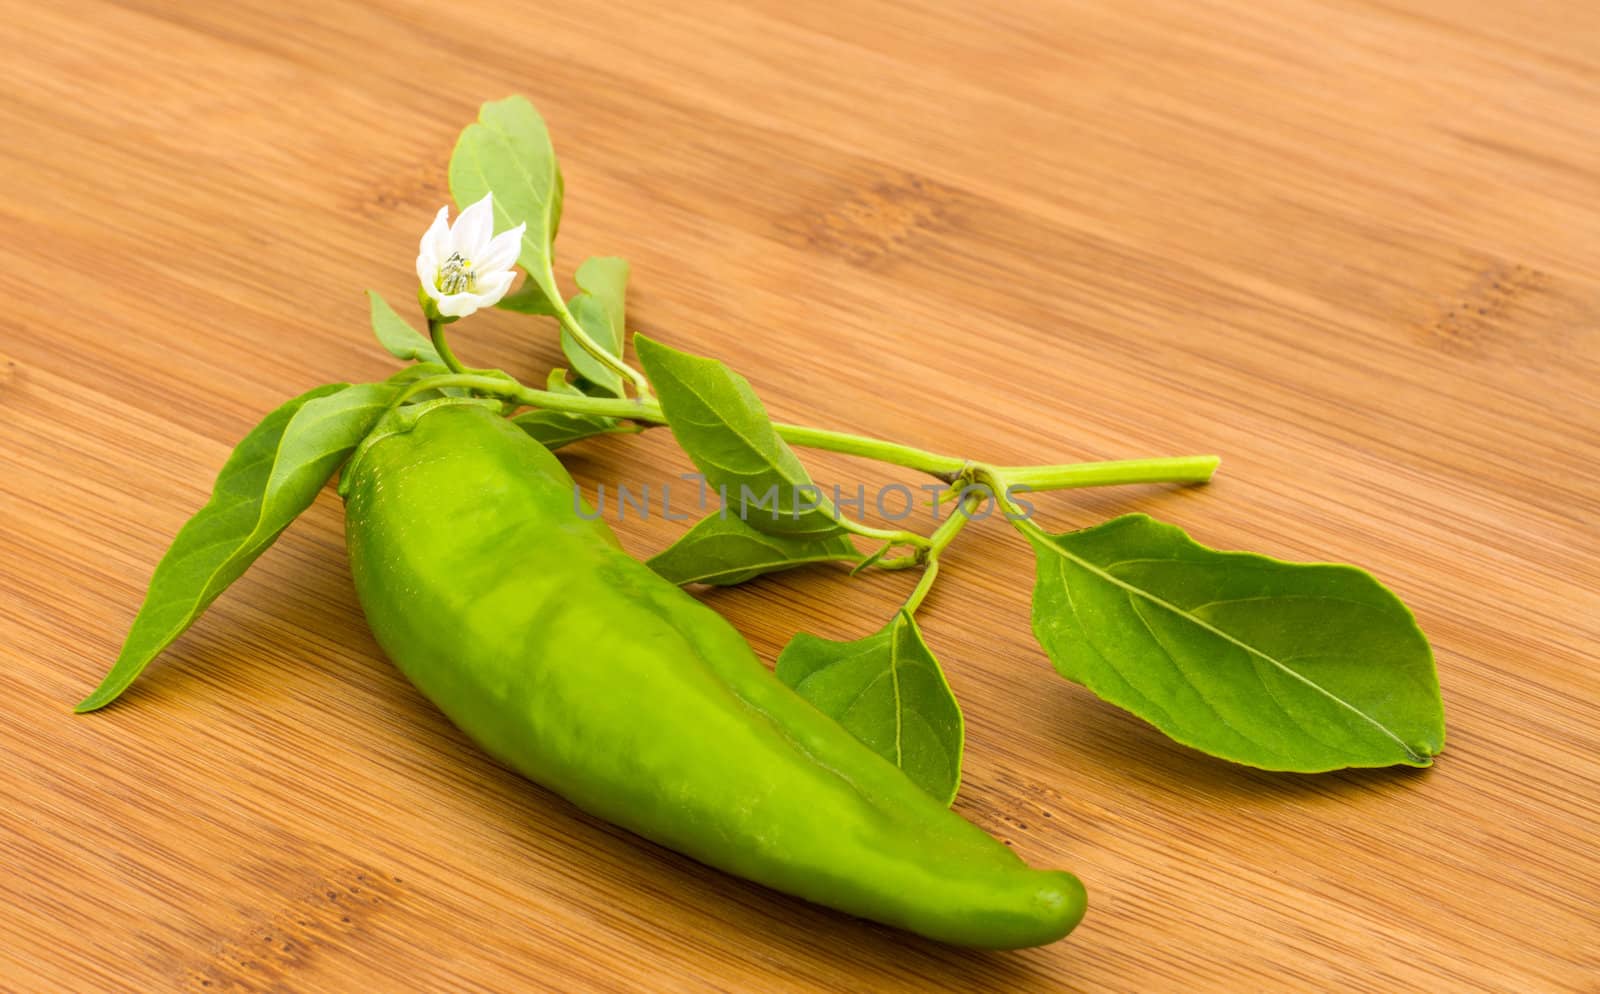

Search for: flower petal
xmin=475 ymin=223 xmax=525 ymax=276
xmin=451 ymin=193 xmax=495 ymax=260
xmin=435 ymin=292 xmax=480 ymax=319
xmin=416 ymin=250 xmax=439 ymax=291
xmin=472 ymin=269 xmax=517 ymax=308
xmin=420 ymin=205 xmax=452 ymax=262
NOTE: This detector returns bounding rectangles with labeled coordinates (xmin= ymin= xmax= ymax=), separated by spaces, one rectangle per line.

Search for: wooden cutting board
xmin=2 ymin=1 xmax=1595 ymax=990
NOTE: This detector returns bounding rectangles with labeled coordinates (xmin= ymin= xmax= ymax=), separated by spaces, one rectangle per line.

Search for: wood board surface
xmin=2 ymin=0 xmax=1596 ymax=991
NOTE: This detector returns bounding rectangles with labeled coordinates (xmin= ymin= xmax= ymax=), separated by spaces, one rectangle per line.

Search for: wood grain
xmin=2 ymin=0 xmax=1596 ymax=990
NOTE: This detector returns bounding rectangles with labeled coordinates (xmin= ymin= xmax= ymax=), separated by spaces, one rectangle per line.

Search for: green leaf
xmin=76 ymin=382 xmax=399 ymax=712
xmin=777 ymin=611 xmax=964 ymax=804
xmin=564 ymin=257 xmax=629 ymax=397
xmin=544 ymin=368 xmax=585 ymax=396
xmin=648 ymin=514 xmax=859 ymax=586
xmin=634 ymin=334 xmax=843 ymax=539
xmin=450 ymin=95 xmax=564 ymax=314
xmin=496 ymin=280 xmax=559 ymax=316
xmin=1022 ymin=513 xmax=1446 ymax=772
xmin=367 ymin=290 xmax=440 ymax=364
xmin=383 ymin=361 xmax=451 ymax=386
xmin=850 ymin=541 xmax=893 ymax=577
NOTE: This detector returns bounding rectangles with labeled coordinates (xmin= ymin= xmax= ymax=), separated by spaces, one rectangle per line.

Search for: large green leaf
xmin=648 ymin=514 xmax=858 ymax=586
xmin=1022 ymin=513 xmax=1445 ymax=772
xmin=366 ymin=290 xmax=440 ymax=364
xmin=634 ymin=334 xmax=842 ymax=539
xmin=449 ymin=96 xmax=565 ymax=313
xmin=777 ymin=611 xmax=964 ymax=804
xmin=564 ymin=256 xmax=629 ymax=397
xmin=76 ymin=382 xmax=398 ymax=712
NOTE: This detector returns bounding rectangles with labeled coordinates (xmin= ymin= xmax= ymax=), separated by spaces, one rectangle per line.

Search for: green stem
xmin=428 ymin=318 xmax=468 ymax=375
xmin=996 ymin=455 xmax=1221 ymax=491
xmin=549 ymin=291 xmax=655 ymax=400
xmin=839 ymin=518 xmax=930 ymax=553
xmin=927 ymin=493 xmax=982 ymax=556
xmin=408 ymin=375 xmax=957 ymax=476
xmin=904 ymin=560 xmax=940 ymax=615
xmin=768 ymin=424 xmax=968 ymax=477
xmin=396 ymin=373 xmax=1218 ymax=494
xmin=902 ymin=491 xmax=984 ymax=615
xmin=985 ymin=474 xmax=1045 ymax=526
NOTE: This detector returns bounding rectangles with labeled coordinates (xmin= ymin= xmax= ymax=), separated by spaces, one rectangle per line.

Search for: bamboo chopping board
xmin=2 ymin=0 xmax=1596 ymax=991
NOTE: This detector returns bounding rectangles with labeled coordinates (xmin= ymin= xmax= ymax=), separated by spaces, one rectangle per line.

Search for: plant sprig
xmin=80 ymin=95 xmax=1444 ymax=798
xmin=420 ymin=97 xmax=1441 ymax=784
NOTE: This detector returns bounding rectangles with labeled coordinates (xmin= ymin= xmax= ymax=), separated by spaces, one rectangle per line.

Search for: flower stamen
xmin=437 ymin=251 xmax=477 ymax=294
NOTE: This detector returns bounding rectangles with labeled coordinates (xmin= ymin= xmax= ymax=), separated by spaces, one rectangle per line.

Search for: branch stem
xmin=904 ymin=560 xmax=940 ymax=615
xmin=996 ymin=455 xmax=1221 ymax=491
xmin=394 ymin=373 xmax=1218 ymax=493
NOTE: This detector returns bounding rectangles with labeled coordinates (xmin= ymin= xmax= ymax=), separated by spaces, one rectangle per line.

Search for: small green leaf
xmin=367 ymin=290 xmax=440 ymax=364
xmin=777 ymin=611 xmax=964 ymax=804
xmin=649 ymin=514 xmax=859 ymax=586
xmin=850 ymin=541 xmax=893 ymax=577
xmin=385 ymin=362 xmax=446 ymax=380
xmin=545 ymin=368 xmax=583 ymax=395
xmin=634 ymin=334 xmax=842 ymax=539
xmin=1022 ymin=513 xmax=1446 ymax=772
xmin=76 ymin=382 xmax=399 ymax=712
xmin=382 ymin=361 xmax=466 ymax=401
xmin=564 ymin=257 xmax=629 ymax=397
xmin=450 ymin=95 xmax=564 ymax=314
xmin=496 ymin=281 xmax=559 ymax=316
xmin=383 ymin=362 xmax=452 ymax=386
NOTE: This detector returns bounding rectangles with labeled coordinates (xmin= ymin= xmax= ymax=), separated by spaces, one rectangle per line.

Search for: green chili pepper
xmin=342 ymin=400 xmax=1086 ymax=948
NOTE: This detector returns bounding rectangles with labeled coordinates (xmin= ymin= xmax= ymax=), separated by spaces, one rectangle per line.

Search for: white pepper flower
xmin=416 ymin=193 xmax=525 ymax=319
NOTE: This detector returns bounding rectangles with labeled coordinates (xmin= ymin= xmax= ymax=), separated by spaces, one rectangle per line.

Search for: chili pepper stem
xmin=393 ymin=372 xmax=1219 ymax=494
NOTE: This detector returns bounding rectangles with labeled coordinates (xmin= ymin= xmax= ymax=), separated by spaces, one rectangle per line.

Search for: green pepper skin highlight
xmin=342 ymin=404 xmax=1086 ymax=948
